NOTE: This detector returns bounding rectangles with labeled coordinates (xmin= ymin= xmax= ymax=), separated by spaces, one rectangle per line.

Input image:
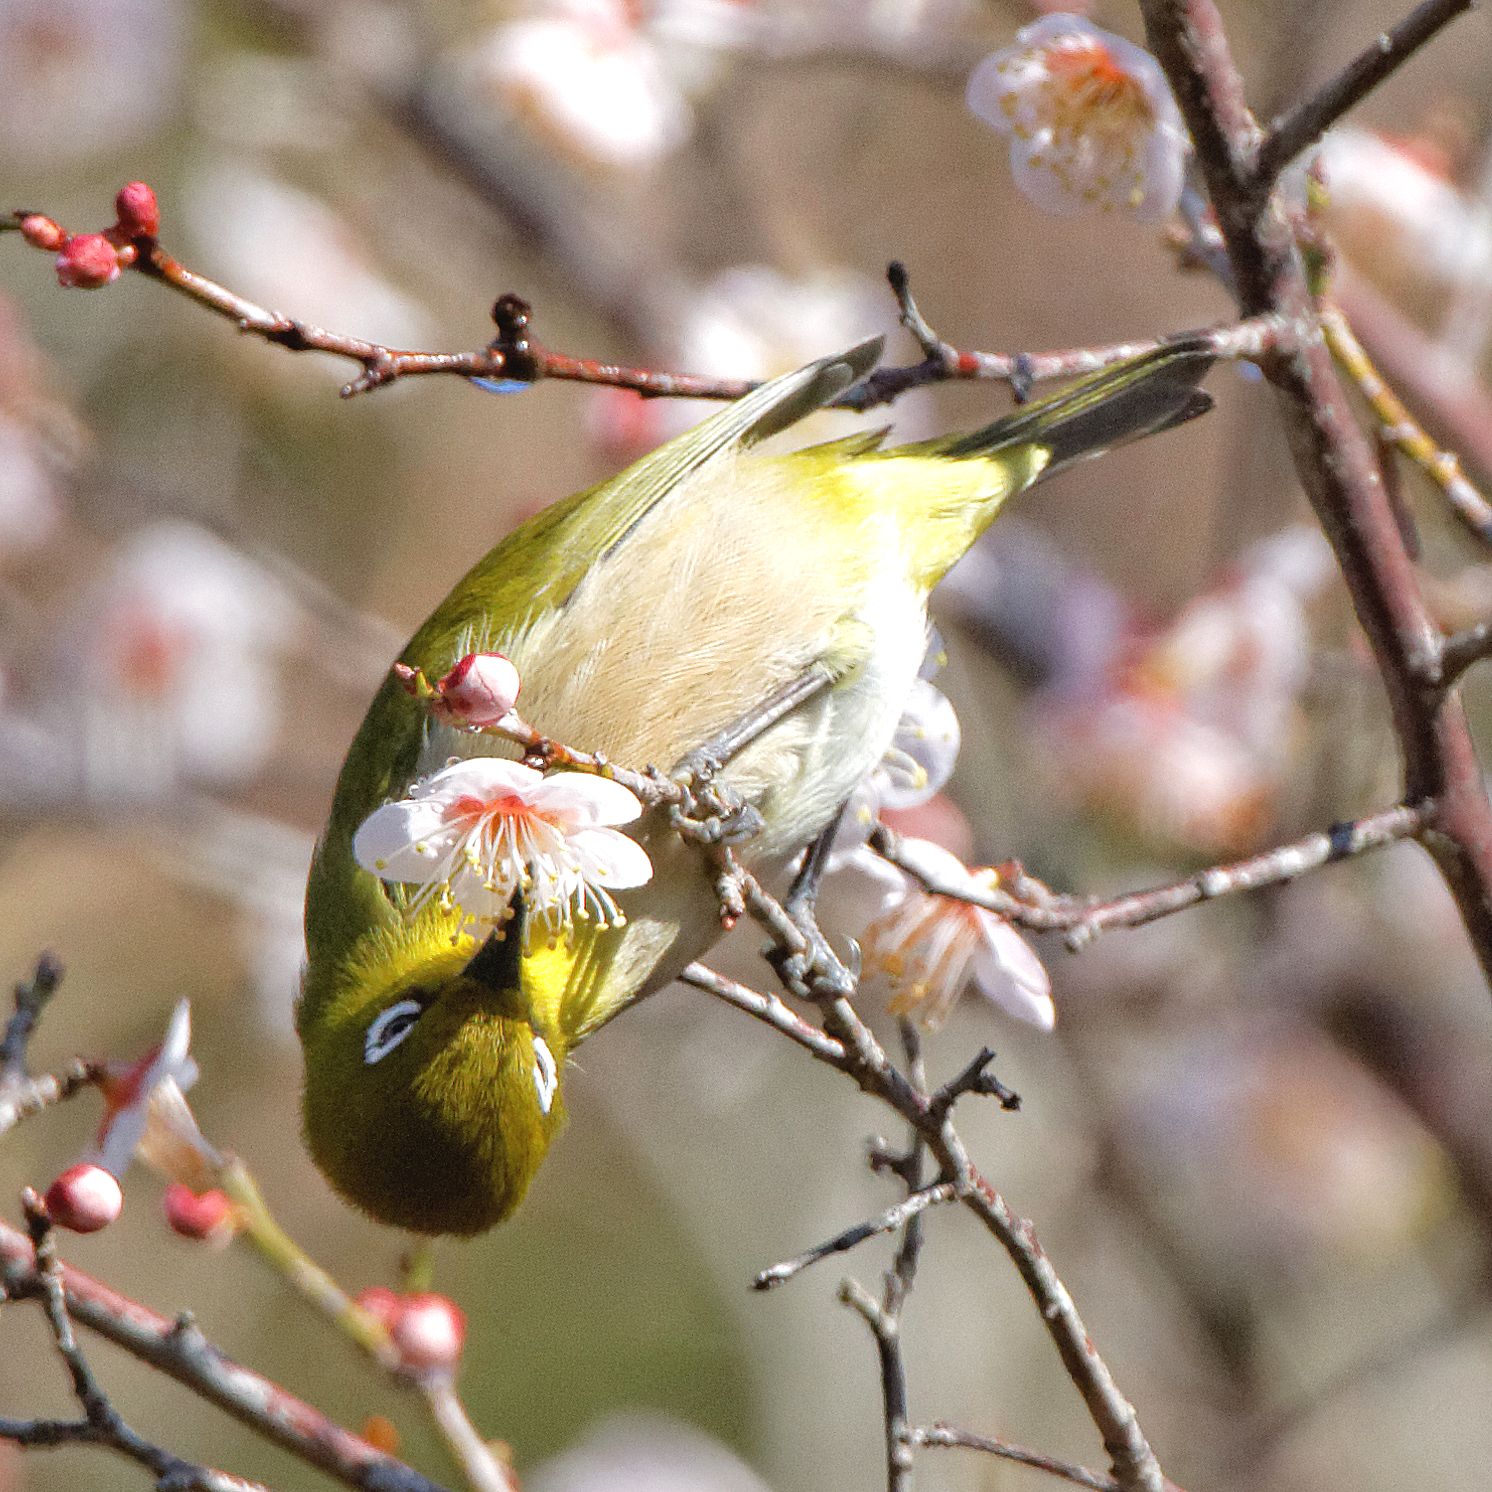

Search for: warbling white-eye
xmin=298 ymin=337 xmax=1211 ymax=1235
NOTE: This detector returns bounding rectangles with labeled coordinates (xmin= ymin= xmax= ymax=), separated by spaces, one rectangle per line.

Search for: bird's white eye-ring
xmin=364 ymin=999 xmax=423 ymax=1065
xmin=533 ymin=1035 xmax=558 ymax=1114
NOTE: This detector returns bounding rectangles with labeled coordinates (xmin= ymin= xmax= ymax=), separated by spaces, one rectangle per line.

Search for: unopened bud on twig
xmin=114 ymin=181 xmax=160 ymax=239
xmin=389 ymin=1293 xmax=466 ymax=1373
xmin=44 ymin=1163 xmax=124 ymax=1232
xmin=55 ymin=234 xmax=122 ymax=289
xmin=355 ymin=1286 xmax=466 ymax=1373
xmin=19 ymin=215 xmax=65 ymax=251
xmin=162 ymin=1183 xmax=238 ymax=1244
xmin=396 ymin=652 xmax=522 ymax=729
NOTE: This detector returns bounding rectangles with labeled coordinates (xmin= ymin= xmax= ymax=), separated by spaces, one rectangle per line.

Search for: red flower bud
xmin=18 ymin=214 xmax=65 ymax=251
xmin=355 ymin=1286 xmax=402 ymax=1328
xmin=55 ymin=234 xmax=122 ymax=290
xmin=388 ymin=1293 xmax=466 ymax=1373
xmin=114 ymin=181 xmax=160 ymax=238
xmin=162 ymin=1183 xmax=237 ymax=1243
xmin=44 ymin=1164 xmax=123 ymax=1233
xmin=431 ymin=652 xmax=521 ymax=728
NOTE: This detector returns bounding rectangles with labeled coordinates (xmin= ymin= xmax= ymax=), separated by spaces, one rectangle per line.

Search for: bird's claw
xmin=662 ymin=759 xmax=763 ymax=846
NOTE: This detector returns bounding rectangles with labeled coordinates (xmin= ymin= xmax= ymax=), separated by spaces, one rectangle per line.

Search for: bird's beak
xmin=464 ymin=927 xmax=522 ymax=992
xmin=463 ymin=892 xmax=527 ymax=1005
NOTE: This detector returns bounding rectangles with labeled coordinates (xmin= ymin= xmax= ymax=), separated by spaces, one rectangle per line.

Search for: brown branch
xmin=6 ymin=1202 xmax=268 ymax=1492
xmin=870 ymin=805 xmax=1426 ymax=948
xmin=0 ymin=1218 xmax=450 ymax=1492
xmin=1141 ymin=0 xmax=1492 ymax=992
xmin=0 ymin=1058 xmax=101 ymax=1138
xmin=1058 ymin=802 xmax=1429 ymax=949
xmin=754 ymin=1183 xmax=960 ymax=1292
xmin=1441 ymin=621 xmax=1492 ymax=686
xmin=838 ymin=1278 xmax=916 ymax=1492
xmin=911 ymin=1424 xmax=1120 ymax=1492
xmin=6 ymin=206 xmax=1274 ymax=420
xmin=0 ymin=952 xmax=63 ymax=1082
xmin=693 ymin=883 xmax=1177 ymax=1492
xmin=1255 ymin=0 xmax=1479 ymax=184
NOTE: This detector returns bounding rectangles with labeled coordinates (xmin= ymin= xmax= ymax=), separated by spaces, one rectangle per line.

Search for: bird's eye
xmin=364 ymin=999 xmax=423 ymax=1065
xmin=533 ymin=1034 xmax=558 ymax=1114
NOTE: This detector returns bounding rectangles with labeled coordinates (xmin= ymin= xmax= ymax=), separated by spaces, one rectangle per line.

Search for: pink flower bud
xmin=44 ymin=1164 xmax=124 ymax=1233
xmin=55 ymin=234 xmax=122 ymax=289
xmin=114 ymin=181 xmax=160 ymax=238
xmin=389 ymin=1293 xmax=466 ymax=1373
xmin=19 ymin=214 xmax=65 ymax=251
xmin=355 ymin=1286 xmax=402 ymax=1328
xmin=432 ymin=652 xmax=521 ymax=728
xmin=162 ymin=1183 xmax=237 ymax=1243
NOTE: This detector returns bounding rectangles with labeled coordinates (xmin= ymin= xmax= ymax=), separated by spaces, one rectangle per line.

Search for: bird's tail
xmin=909 ymin=336 xmax=1215 ymax=472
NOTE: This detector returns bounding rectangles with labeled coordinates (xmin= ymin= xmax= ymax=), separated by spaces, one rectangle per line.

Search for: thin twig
xmin=1058 ymin=801 xmax=1430 ymax=949
xmin=678 ymin=964 xmax=847 ymax=1067
xmin=0 ymin=952 xmax=63 ymax=1082
xmin=1321 ymin=301 xmax=1492 ymax=548
xmin=837 ymin=1279 xmax=916 ymax=1492
xmin=910 ymin=1424 xmax=1120 ymax=1492
xmin=871 ymin=804 xmax=1428 ymax=948
xmin=754 ymin=1183 xmax=959 ymax=1291
xmin=8 ymin=1202 xmax=268 ymax=1492
xmin=1441 ymin=621 xmax=1492 ymax=687
xmin=0 ymin=1217 xmax=451 ymax=1492
xmin=418 ymin=1382 xmax=516 ymax=1492
xmin=0 ymin=1058 xmax=102 ymax=1138
xmin=1256 ymin=0 xmax=1479 ymax=184
xmin=5 ymin=210 xmax=1276 ymax=420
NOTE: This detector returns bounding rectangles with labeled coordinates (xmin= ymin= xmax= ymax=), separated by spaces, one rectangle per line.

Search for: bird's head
xmin=297 ymin=906 xmax=567 ymax=1236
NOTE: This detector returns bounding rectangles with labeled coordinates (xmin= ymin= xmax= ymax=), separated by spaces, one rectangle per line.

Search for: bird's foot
xmin=656 ymin=761 xmax=764 ymax=847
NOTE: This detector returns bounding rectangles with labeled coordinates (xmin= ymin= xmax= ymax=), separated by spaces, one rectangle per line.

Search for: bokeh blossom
xmin=967 ymin=14 xmax=1188 ymax=223
xmin=354 ymin=759 xmax=653 ymax=939
xmin=1031 ymin=525 xmax=1335 ymax=855
xmin=592 ymin=265 xmax=936 ymax=458
xmin=474 ymin=0 xmax=692 ymax=172
xmin=1316 ymin=124 xmax=1492 ymax=329
xmin=62 ymin=521 xmax=297 ymax=800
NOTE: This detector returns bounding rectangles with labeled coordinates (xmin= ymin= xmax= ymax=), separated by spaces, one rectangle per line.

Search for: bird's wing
xmin=304 ymin=340 xmax=883 ymax=967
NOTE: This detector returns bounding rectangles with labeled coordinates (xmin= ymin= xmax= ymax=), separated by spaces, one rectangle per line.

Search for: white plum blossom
xmin=66 ymin=521 xmax=297 ymax=799
xmin=880 ymin=677 xmax=962 ymax=810
xmin=967 ymin=14 xmax=1188 ymax=223
xmin=87 ymin=1000 xmax=220 ymax=1189
xmin=831 ymin=675 xmax=962 ymax=862
xmin=860 ymin=839 xmax=1054 ymax=1032
xmin=354 ymin=758 xmax=654 ymax=941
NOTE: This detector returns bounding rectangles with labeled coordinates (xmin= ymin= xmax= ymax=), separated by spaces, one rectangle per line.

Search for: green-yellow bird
xmin=298 ymin=336 xmax=1212 ymax=1235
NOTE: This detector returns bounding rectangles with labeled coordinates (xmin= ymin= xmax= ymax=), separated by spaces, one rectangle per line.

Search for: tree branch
xmin=911 ymin=1424 xmax=1121 ymax=1492
xmin=1255 ymin=0 xmax=1479 ymax=184
xmin=0 ymin=1218 xmax=449 ymax=1492
xmin=1141 ymin=0 xmax=1492 ymax=993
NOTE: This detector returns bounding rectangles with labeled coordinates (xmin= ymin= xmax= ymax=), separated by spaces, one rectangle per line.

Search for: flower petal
xmin=353 ymin=798 xmax=454 ymax=879
xmin=566 ymin=826 xmax=653 ymax=887
xmin=417 ymin=757 xmax=541 ymax=800
xmin=883 ymin=680 xmax=961 ymax=809
xmin=973 ymin=921 xmax=1055 ymax=1030
xmin=525 ymin=770 xmax=646 ymax=828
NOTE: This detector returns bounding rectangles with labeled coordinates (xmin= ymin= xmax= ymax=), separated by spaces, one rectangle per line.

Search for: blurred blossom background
xmin=4 ymin=1 xmax=1492 ymax=1490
